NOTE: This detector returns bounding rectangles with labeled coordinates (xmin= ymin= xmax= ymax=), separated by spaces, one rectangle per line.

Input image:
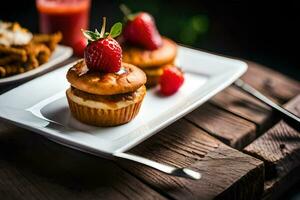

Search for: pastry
xmin=120 ymin=7 xmax=178 ymax=87
xmin=66 ymin=17 xmax=147 ymax=126
xmin=122 ymin=37 xmax=177 ymax=68
xmin=0 ymin=21 xmax=61 ymax=78
xmin=66 ymin=60 xmax=146 ymax=126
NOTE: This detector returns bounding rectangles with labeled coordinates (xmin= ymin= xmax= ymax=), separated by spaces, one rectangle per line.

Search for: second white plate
xmin=0 ymin=45 xmax=73 ymax=85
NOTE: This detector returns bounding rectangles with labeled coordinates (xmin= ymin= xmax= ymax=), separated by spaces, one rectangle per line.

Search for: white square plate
xmin=0 ymin=46 xmax=247 ymax=157
xmin=0 ymin=45 xmax=73 ymax=85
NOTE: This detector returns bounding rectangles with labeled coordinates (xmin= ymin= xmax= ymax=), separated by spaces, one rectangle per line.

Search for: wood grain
xmin=1 ymin=58 xmax=298 ymax=200
xmin=211 ymin=86 xmax=273 ymax=129
xmin=120 ymin=119 xmax=264 ymax=200
xmin=211 ymin=61 xmax=300 ymax=132
xmin=0 ymin=123 xmax=165 ymax=200
xmin=185 ymin=102 xmax=256 ymax=149
xmin=242 ymin=61 xmax=300 ymax=104
xmin=244 ymin=95 xmax=300 ymax=200
xmin=185 ymin=59 xmax=300 ymax=150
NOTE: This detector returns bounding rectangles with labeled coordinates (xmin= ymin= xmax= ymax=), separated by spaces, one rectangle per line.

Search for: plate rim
xmin=0 ymin=45 xmax=73 ymax=85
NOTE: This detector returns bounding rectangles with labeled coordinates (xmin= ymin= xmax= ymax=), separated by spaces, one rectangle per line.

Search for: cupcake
xmin=120 ymin=6 xmax=178 ymax=87
xmin=66 ymin=17 xmax=147 ymax=126
xmin=122 ymin=38 xmax=177 ymax=87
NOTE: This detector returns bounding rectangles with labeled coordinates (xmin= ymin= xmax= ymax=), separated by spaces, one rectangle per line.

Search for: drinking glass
xmin=36 ymin=0 xmax=91 ymax=56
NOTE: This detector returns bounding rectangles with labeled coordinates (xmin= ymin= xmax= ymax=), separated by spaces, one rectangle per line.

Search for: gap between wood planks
xmin=117 ymin=118 xmax=264 ymax=200
xmin=243 ymin=95 xmax=300 ymax=200
xmin=0 ymin=122 xmax=167 ymax=200
xmin=187 ymin=61 xmax=300 ymax=150
xmin=184 ymin=102 xmax=257 ymax=150
xmin=114 ymin=61 xmax=299 ymax=199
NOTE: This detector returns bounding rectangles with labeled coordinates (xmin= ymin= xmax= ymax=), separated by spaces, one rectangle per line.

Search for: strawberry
xmin=82 ymin=17 xmax=123 ymax=73
xmin=84 ymin=38 xmax=122 ymax=73
xmin=159 ymin=66 xmax=184 ymax=96
xmin=73 ymin=36 xmax=87 ymax=57
xmin=120 ymin=5 xmax=162 ymax=50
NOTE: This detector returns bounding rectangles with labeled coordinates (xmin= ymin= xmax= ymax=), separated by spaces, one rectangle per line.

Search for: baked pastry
xmin=124 ymin=40 xmax=177 ymax=87
xmin=66 ymin=17 xmax=146 ymax=126
xmin=122 ymin=37 xmax=177 ymax=68
xmin=123 ymin=37 xmax=177 ymax=87
xmin=66 ymin=60 xmax=146 ymax=126
xmin=0 ymin=21 xmax=62 ymax=78
xmin=141 ymin=63 xmax=171 ymax=87
xmin=120 ymin=8 xmax=178 ymax=87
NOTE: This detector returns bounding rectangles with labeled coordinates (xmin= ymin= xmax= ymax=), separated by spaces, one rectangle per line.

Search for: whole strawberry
xmin=160 ymin=66 xmax=184 ymax=96
xmin=120 ymin=5 xmax=162 ymax=50
xmin=82 ymin=17 xmax=123 ymax=73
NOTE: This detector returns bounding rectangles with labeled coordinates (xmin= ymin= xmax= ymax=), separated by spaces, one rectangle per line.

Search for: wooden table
xmin=0 ymin=58 xmax=299 ymax=200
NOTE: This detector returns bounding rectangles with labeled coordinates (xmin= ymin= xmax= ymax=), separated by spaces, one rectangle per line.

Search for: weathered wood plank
xmin=211 ymin=61 xmax=300 ymax=132
xmin=244 ymin=95 xmax=300 ymax=200
xmin=211 ymin=86 xmax=273 ymax=129
xmin=120 ymin=119 xmax=264 ymax=200
xmin=0 ymin=123 xmax=165 ymax=200
xmin=185 ymin=102 xmax=256 ymax=149
xmin=242 ymin=61 xmax=300 ymax=104
xmin=1 ymin=59 xmax=297 ymax=200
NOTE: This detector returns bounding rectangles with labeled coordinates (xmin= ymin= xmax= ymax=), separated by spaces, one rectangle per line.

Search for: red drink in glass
xmin=36 ymin=0 xmax=90 ymax=56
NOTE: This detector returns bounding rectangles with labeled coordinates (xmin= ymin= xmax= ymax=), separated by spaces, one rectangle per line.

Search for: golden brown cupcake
xmin=66 ymin=17 xmax=147 ymax=126
xmin=141 ymin=63 xmax=171 ymax=87
xmin=66 ymin=60 xmax=146 ymax=126
xmin=122 ymin=38 xmax=177 ymax=87
xmin=120 ymin=9 xmax=184 ymax=92
xmin=122 ymin=38 xmax=177 ymax=68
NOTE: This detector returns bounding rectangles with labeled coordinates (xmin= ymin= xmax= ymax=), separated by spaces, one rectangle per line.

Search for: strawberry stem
xmin=120 ymin=4 xmax=132 ymax=19
xmin=100 ymin=17 xmax=106 ymax=38
xmin=82 ymin=17 xmax=122 ymax=41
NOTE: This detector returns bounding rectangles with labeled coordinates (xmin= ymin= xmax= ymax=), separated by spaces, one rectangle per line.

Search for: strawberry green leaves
xmin=110 ymin=22 xmax=122 ymax=38
xmin=120 ymin=4 xmax=138 ymax=21
xmin=81 ymin=17 xmax=122 ymax=42
xmin=81 ymin=30 xmax=100 ymax=41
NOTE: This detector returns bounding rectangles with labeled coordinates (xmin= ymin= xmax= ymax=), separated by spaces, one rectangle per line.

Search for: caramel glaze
xmin=67 ymin=60 xmax=147 ymax=95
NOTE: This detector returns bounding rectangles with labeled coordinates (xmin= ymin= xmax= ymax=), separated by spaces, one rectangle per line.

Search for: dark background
xmin=1 ymin=1 xmax=300 ymax=199
xmin=0 ymin=0 xmax=299 ymax=81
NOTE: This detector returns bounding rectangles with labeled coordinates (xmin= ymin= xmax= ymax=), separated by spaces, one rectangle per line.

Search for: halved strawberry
xmin=82 ymin=17 xmax=123 ymax=73
xmin=120 ymin=5 xmax=162 ymax=50
xmin=159 ymin=66 xmax=184 ymax=96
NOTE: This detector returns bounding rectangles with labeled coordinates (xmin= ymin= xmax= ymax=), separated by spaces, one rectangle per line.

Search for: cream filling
xmin=66 ymin=86 xmax=146 ymax=110
xmin=0 ymin=22 xmax=33 ymax=46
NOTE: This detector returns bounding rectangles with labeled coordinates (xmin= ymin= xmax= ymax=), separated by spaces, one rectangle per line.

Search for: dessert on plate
xmin=0 ymin=21 xmax=62 ymax=78
xmin=66 ymin=18 xmax=147 ymax=126
xmin=120 ymin=6 xmax=178 ymax=87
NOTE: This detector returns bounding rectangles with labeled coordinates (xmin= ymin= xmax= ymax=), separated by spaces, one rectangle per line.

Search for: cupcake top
xmin=67 ymin=59 xmax=146 ymax=95
xmin=122 ymin=37 xmax=177 ymax=68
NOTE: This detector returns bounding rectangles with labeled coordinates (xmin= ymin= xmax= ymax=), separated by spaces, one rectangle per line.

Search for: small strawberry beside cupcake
xmin=120 ymin=5 xmax=184 ymax=95
xmin=66 ymin=17 xmax=147 ymax=127
xmin=160 ymin=65 xmax=184 ymax=96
